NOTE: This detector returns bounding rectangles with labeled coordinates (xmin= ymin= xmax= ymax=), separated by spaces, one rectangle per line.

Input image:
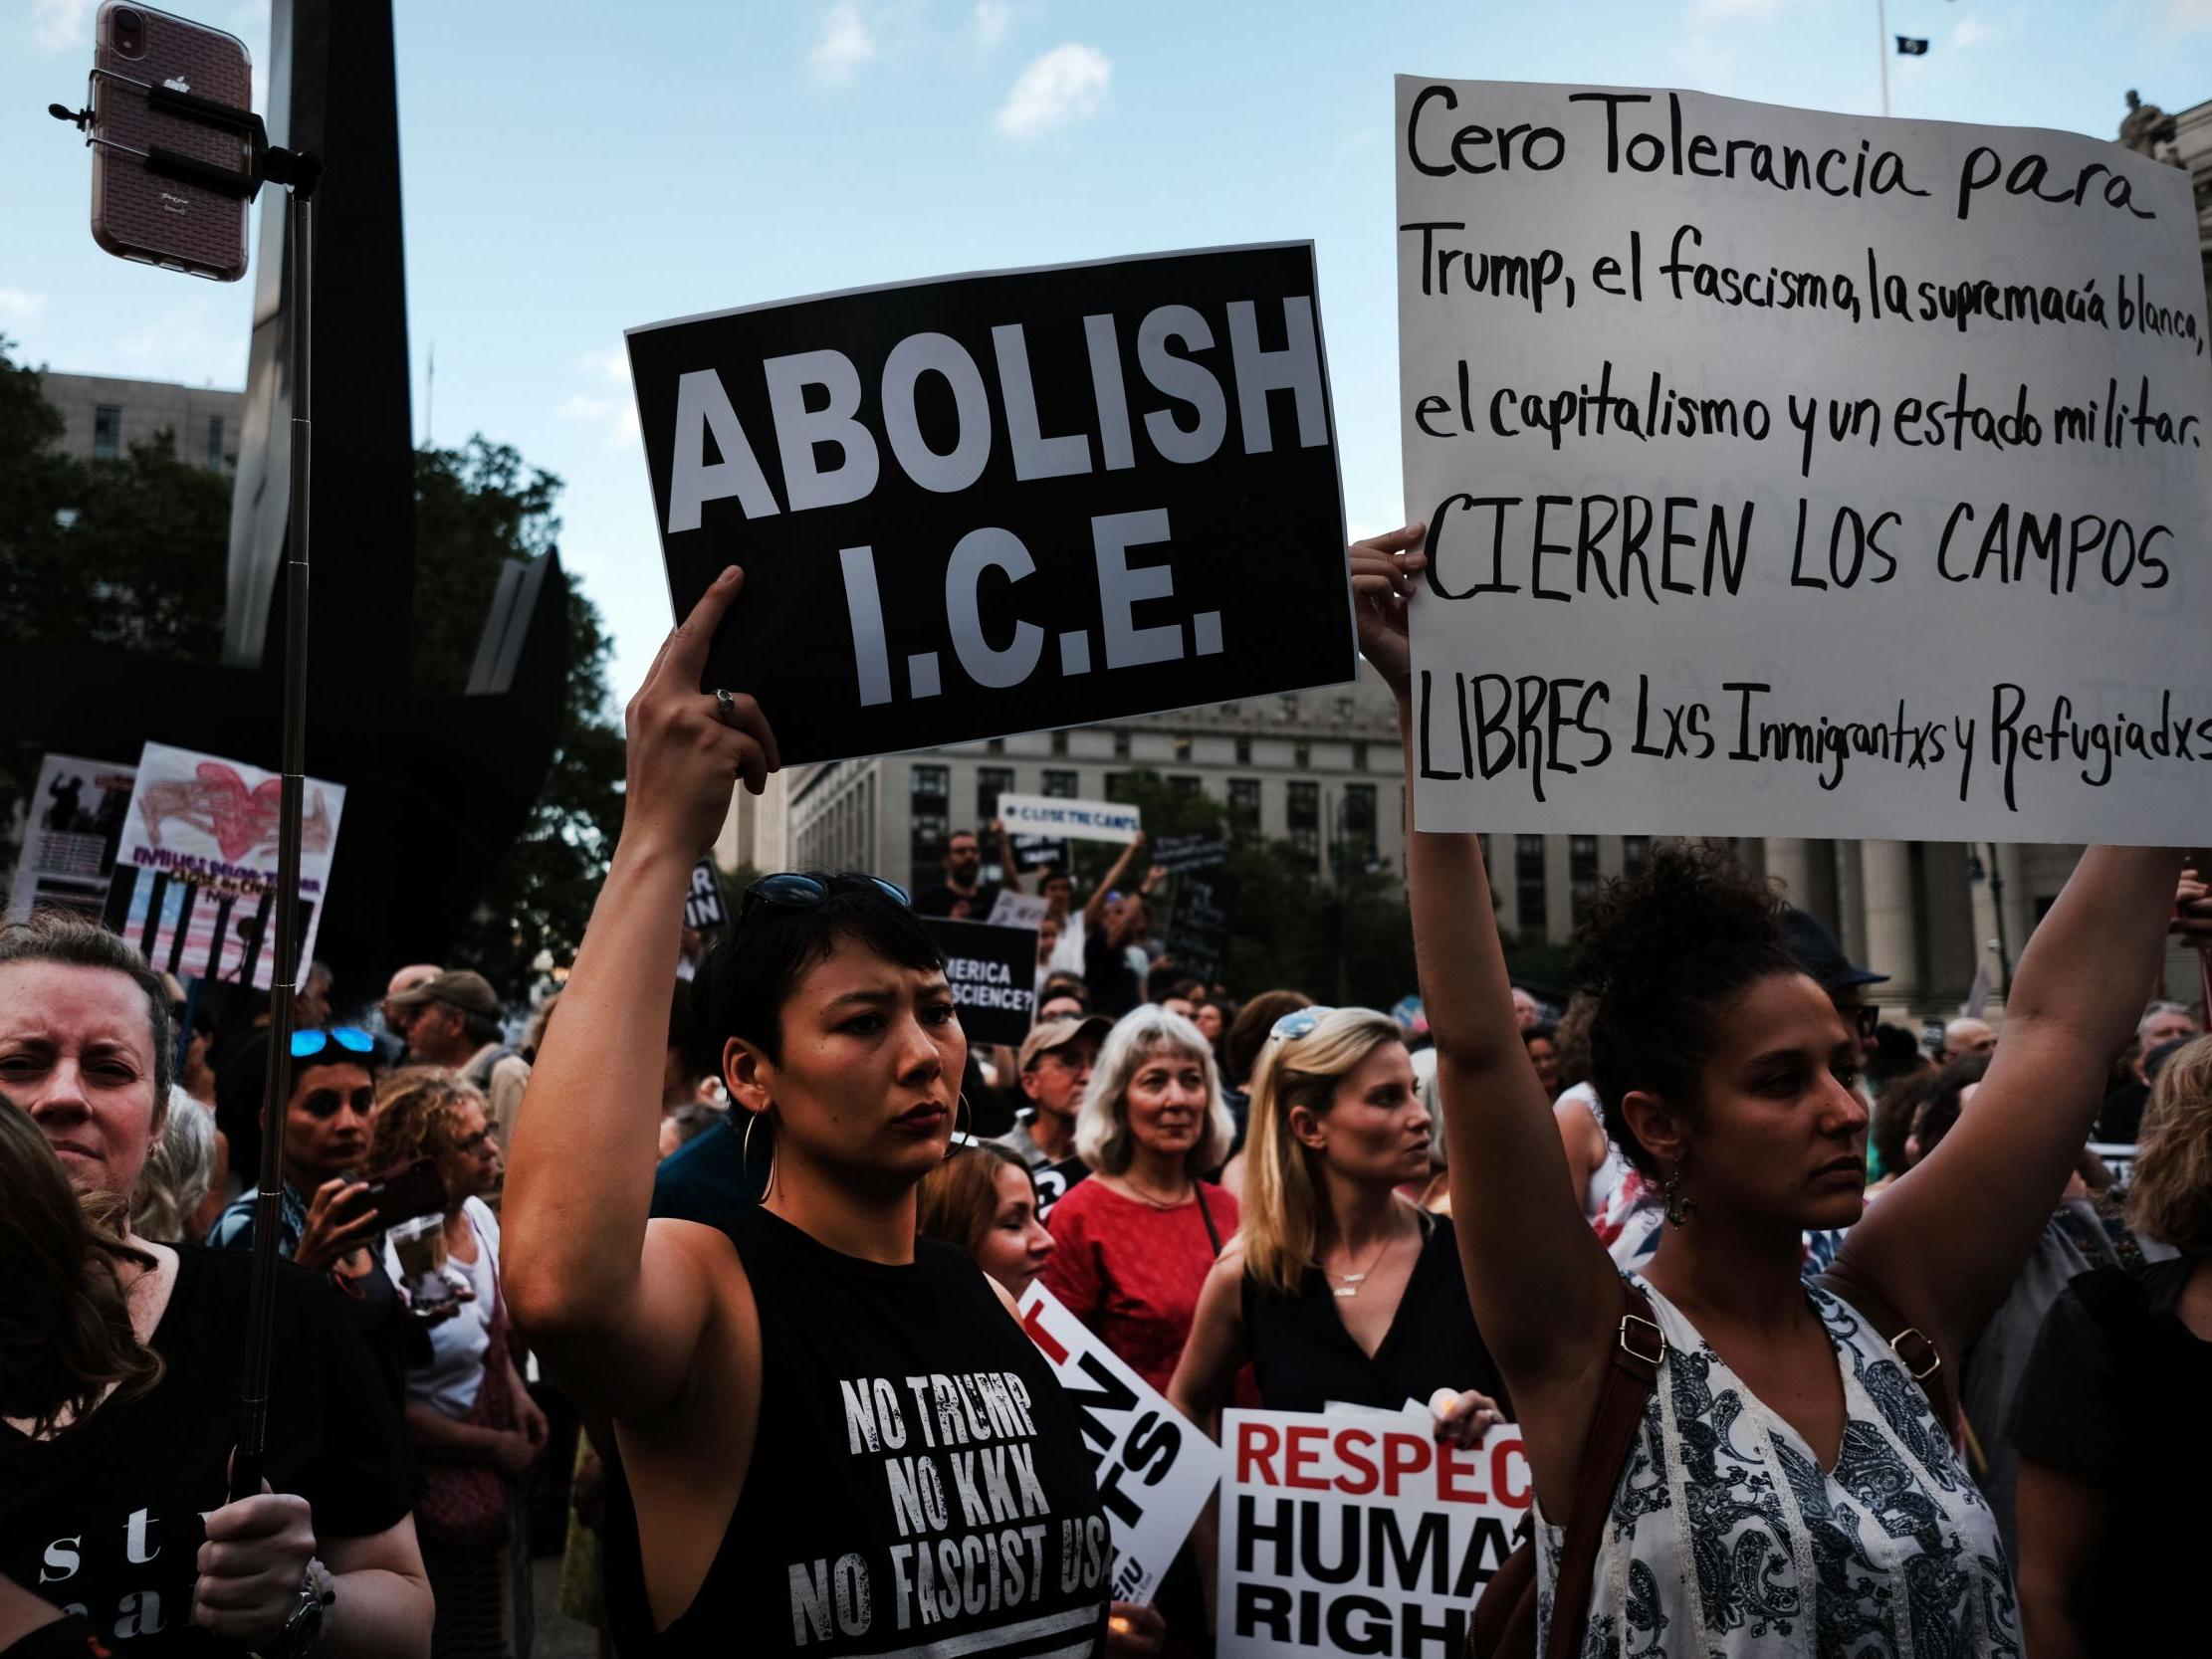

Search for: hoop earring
xmin=943 ymin=1093 xmax=972 ymax=1160
xmin=744 ymin=1108 xmax=776 ymax=1200
xmin=1661 ymin=1165 xmax=1694 ymax=1228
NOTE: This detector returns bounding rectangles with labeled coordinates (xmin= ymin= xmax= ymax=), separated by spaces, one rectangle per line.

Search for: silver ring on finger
xmin=714 ymin=688 xmax=738 ymax=727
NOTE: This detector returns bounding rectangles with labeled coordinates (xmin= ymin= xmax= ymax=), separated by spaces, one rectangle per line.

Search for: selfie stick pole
xmin=231 ymin=165 xmax=319 ymax=1503
xmin=50 ymin=72 xmax=323 ymax=1504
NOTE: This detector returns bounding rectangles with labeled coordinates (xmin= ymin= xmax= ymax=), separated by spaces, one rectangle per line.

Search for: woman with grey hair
xmin=1042 ymin=1005 xmax=1238 ymax=1391
xmin=129 ymin=1085 xmax=219 ymax=1244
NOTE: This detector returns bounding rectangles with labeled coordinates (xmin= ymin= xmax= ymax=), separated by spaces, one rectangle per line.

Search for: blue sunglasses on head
xmin=291 ymin=1025 xmax=375 ymax=1062
xmin=1270 ymin=1006 xmax=1338 ymax=1043
xmin=741 ymin=872 xmax=911 ymax=920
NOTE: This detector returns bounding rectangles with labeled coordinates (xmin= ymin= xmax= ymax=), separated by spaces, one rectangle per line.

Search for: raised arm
xmin=1841 ymin=849 xmax=2203 ymax=1355
xmin=1082 ymin=834 xmax=1147 ymax=931
xmin=993 ymin=819 xmax=1024 ymax=895
xmin=1360 ymin=530 xmax=1616 ymax=1470
xmin=502 ymin=568 xmax=780 ymax=1420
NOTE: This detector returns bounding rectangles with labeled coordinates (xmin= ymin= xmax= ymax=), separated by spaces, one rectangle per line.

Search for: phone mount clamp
xmin=50 ymin=74 xmax=321 ymax=1505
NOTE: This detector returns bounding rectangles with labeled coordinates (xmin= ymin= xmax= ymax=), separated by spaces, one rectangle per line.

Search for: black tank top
xmin=637 ymin=1204 xmax=1110 ymax=1659
xmin=1239 ymin=1215 xmax=1507 ymax=1415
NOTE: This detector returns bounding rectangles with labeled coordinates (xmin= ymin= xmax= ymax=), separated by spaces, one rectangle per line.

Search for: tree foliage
xmin=0 ymin=340 xmax=623 ymax=997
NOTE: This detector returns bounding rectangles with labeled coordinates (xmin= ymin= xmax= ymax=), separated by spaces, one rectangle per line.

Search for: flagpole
xmin=1876 ymin=0 xmax=1890 ymax=116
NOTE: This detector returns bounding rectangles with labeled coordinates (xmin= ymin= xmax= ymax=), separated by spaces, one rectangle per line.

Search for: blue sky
xmin=6 ymin=0 xmax=2210 ymax=700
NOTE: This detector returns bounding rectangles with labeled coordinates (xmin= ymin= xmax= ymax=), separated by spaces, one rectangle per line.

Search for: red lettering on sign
xmin=1235 ymin=1421 xmax=1280 ymax=1484
xmin=1492 ymin=1437 xmax=1532 ymax=1508
xmin=1382 ymin=1431 xmax=1430 ymax=1495
xmin=1019 ymin=1301 xmax=1068 ymax=1366
xmin=1283 ymin=1425 xmax=1328 ymax=1489
xmin=1335 ymin=1429 xmax=1378 ymax=1496
xmin=1437 ymin=1441 xmax=1484 ymax=1503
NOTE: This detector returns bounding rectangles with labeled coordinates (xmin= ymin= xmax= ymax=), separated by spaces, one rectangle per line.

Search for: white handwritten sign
xmin=1399 ymin=80 xmax=2212 ymax=843
xmin=1017 ymin=1285 xmax=1223 ymax=1605
xmin=998 ymin=793 xmax=1143 ymax=845
xmin=1216 ymin=1408 xmax=1530 ymax=1659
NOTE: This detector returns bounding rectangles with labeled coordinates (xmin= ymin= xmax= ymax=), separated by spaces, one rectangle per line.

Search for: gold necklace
xmin=1117 ymin=1172 xmax=1192 ymax=1208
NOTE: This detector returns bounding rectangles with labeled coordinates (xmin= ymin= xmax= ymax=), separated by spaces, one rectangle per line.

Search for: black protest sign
xmin=626 ymin=243 xmax=1354 ymax=763
xmin=922 ymin=917 xmax=1039 ymax=1045
xmin=1150 ymin=832 xmax=1225 ymax=873
xmin=685 ymin=858 xmax=728 ymax=930
xmin=1031 ymin=1155 xmax=1091 ymax=1221
xmin=1166 ymin=868 xmax=1237 ymax=986
xmin=1012 ymin=834 xmax=1071 ymax=873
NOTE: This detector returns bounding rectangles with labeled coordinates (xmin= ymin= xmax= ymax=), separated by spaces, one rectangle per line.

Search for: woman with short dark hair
xmin=0 ymin=911 xmax=430 ymax=1658
xmin=502 ymin=571 xmax=1108 ymax=1659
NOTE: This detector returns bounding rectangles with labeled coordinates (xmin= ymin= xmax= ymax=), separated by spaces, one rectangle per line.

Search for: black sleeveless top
xmin=629 ymin=1204 xmax=1110 ymax=1658
xmin=1239 ymin=1215 xmax=1507 ymax=1414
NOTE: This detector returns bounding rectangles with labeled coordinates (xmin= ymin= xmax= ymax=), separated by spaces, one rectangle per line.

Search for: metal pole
xmin=1986 ymin=841 xmax=2012 ymax=998
xmin=1877 ymin=0 xmax=1890 ymax=117
xmin=231 ymin=181 xmax=313 ymax=1504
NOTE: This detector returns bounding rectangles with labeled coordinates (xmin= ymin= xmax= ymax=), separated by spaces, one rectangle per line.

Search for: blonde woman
xmin=2010 ymin=1029 xmax=2212 ymax=1659
xmin=1041 ymin=1006 xmax=1238 ymax=1392
xmin=1169 ymin=1006 xmax=1505 ymax=1437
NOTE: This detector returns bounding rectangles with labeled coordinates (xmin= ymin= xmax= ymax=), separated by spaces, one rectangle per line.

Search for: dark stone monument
xmin=2 ymin=0 xmax=569 ymax=996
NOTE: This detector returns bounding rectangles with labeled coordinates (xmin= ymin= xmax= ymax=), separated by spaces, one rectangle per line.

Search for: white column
xmin=1764 ymin=838 xmax=1816 ymax=909
xmin=1860 ymin=839 xmax=1921 ymax=1005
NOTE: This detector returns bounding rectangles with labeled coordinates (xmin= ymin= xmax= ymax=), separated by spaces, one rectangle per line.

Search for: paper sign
xmin=1010 ymin=833 xmax=1072 ymax=873
xmin=6 ymin=753 xmax=135 ymax=922
xmin=1165 ymin=868 xmax=1237 ymax=987
xmin=998 ymin=793 xmax=1142 ymax=845
xmin=988 ymin=889 xmax=1051 ymax=931
xmin=685 ymin=858 xmax=728 ymax=930
xmin=1030 ymin=1154 xmax=1091 ymax=1220
xmin=922 ymin=917 xmax=1039 ymax=1044
xmin=1398 ymin=79 xmax=2212 ymax=843
xmin=104 ymin=741 xmax=345 ymax=989
xmin=627 ymin=243 xmax=1356 ymax=765
xmin=1217 ymin=1408 xmax=1531 ymax=1659
xmin=1150 ymin=832 xmax=1227 ymax=873
xmin=1017 ymin=1285 xmax=1225 ymax=1605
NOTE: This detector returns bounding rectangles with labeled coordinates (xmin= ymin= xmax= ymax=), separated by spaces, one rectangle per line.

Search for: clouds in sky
xmin=559 ymin=347 xmax=641 ymax=451
xmin=995 ymin=43 xmax=1111 ymax=140
xmin=973 ymin=0 xmax=1011 ymax=49
xmin=0 ymin=289 xmax=49 ymax=326
xmin=30 ymin=0 xmax=93 ymax=52
xmin=2163 ymin=0 xmax=2212 ymax=33
xmin=1951 ymin=14 xmax=1998 ymax=49
xmin=810 ymin=0 xmax=878 ymax=85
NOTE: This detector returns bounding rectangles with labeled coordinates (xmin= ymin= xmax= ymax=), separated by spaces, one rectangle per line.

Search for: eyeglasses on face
xmin=1270 ymin=1006 xmax=1337 ymax=1043
xmin=1847 ymin=1003 xmax=1881 ymax=1040
xmin=741 ymin=872 xmax=912 ymax=919
xmin=291 ymin=1026 xmax=375 ymax=1061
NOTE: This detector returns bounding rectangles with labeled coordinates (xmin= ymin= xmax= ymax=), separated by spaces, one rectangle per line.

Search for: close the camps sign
xmin=629 ymin=245 xmax=1355 ymax=763
xmin=1398 ymin=81 xmax=2212 ymax=844
xmin=1216 ymin=1408 xmax=1530 ymax=1659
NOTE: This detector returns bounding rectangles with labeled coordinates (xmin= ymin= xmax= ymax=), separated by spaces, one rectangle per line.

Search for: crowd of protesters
xmin=3 ymin=538 xmax=2210 ymax=1659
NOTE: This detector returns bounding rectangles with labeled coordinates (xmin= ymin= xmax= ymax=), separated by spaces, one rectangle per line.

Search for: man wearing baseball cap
xmin=994 ymin=1014 xmax=1110 ymax=1173
xmin=389 ymin=968 xmax=533 ymax=1148
xmin=1782 ymin=908 xmax=1889 ymax=1086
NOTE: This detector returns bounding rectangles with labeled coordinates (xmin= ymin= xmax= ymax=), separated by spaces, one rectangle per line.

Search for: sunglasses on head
xmin=291 ymin=1026 xmax=375 ymax=1062
xmin=1270 ymin=1006 xmax=1338 ymax=1043
xmin=741 ymin=872 xmax=911 ymax=921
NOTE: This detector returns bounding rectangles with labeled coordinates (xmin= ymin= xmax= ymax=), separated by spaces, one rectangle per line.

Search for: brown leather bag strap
xmin=1814 ymin=1268 xmax=1955 ymax=1429
xmin=1543 ymin=1284 xmax=1665 ymax=1659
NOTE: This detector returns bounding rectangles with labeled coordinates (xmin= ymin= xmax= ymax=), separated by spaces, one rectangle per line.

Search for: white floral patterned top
xmin=1536 ymin=1274 xmax=2021 ymax=1657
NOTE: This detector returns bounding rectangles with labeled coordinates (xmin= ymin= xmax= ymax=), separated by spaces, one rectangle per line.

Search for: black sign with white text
xmin=627 ymin=244 xmax=1354 ymax=762
xmin=922 ymin=917 xmax=1039 ymax=1046
xmin=685 ymin=858 xmax=728 ymax=930
xmin=1166 ymin=868 xmax=1238 ymax=987
xmin=1150 ymin=833 xmax=1226 ymax=873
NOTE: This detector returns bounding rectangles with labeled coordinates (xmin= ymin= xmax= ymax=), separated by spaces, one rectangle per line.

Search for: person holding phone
xmin=367 ymin=1070 xmax=545 ymax=1659
xmin=0 ymin=913 xmax=430 ymax=1659
xmin=502 ymin=568 xmax=1109 ymax=1659
xmin=206 ymin=1029 xmax=415 ymax=1404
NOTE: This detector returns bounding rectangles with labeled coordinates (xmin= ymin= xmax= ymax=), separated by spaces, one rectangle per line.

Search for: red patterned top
xmin=1041 ymin=1177 xmax=1238 ymax=1393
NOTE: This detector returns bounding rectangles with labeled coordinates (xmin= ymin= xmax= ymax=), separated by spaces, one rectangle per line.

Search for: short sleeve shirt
xmin=1041 ymin=1178 xmax=1235 ymax=1393
xmin=0 ymin=1246 xmax=418 ymax=1656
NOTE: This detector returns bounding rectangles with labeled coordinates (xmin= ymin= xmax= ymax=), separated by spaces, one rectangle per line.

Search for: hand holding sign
xmin=1347 ymin=523 xmax=1430 ymax=703
xmin=622 ymin=566 xmax=783 ymax=863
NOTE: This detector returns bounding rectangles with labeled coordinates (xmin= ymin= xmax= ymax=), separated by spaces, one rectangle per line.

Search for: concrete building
xmin=38 ymin=370 xmax=244 ymax=471
xmin=713 ymin=768 xmax=789 ymax=879
xmin=787 ymin=670 xmax=1414 ymax=902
